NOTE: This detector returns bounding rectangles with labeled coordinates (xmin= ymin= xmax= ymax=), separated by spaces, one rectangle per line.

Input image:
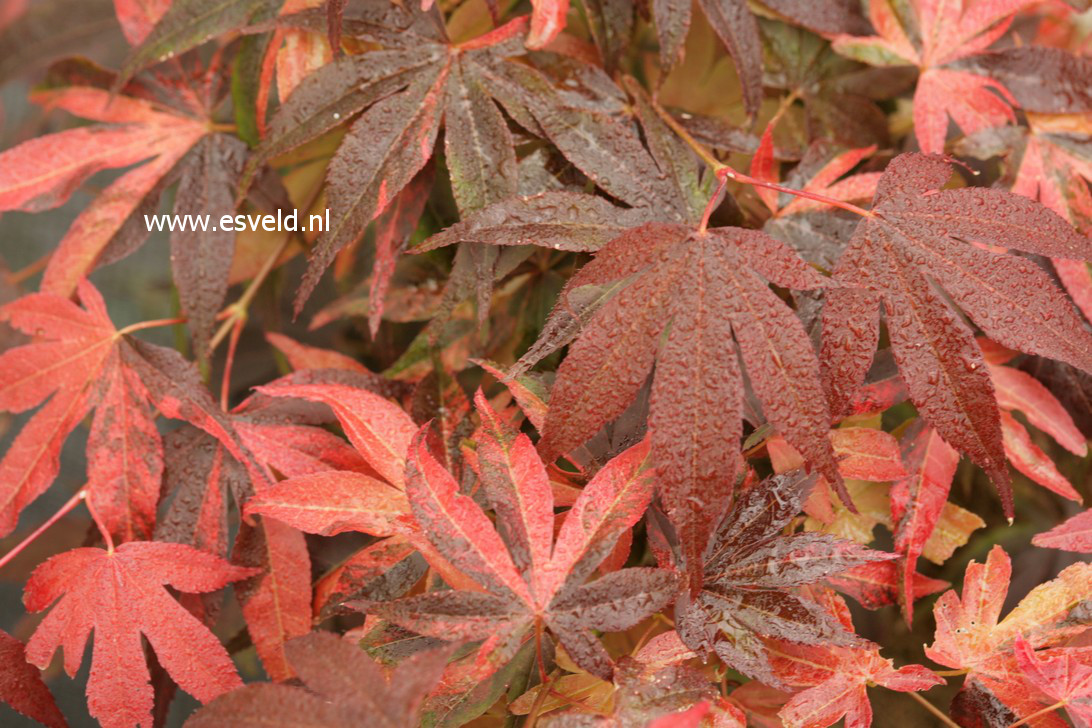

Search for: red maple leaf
xmin=531 ymin=219 xmax=844 ymax=587
xmin=769 ymin=589 xmax=943 ymax=728
xmin=925 ymin=545 xmax=1092 ymax=724
xmin=362 ymin=393 xmax=677 ymax=680
xmin=23 ymin=541 xmax=258 ymax=728
xmin=1013 ymin=636 xmax=1092 ymax=726
xmin=832 ymin=0 xmax=1031 ymax=153
xmin=0 ymin=280 xmax=269 ymax=542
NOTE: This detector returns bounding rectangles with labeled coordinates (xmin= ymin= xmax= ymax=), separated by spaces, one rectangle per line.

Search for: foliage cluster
xmin=0 ymin=0 xmax=1091 ymax=726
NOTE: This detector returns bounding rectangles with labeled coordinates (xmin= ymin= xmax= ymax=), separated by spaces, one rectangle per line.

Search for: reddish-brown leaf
xmin=170 ymin=133 xmax=247 ymax=357
xmin=474 ymin=390 xmax=554 ymax=599
xmin=296 ymin=64 xmax=448 ymax=311
xmin=826 ymin=561 xmax=948 ymax=611
xmin=539 ymin=223 xmax=840 ymax=577
xmin=677 ymin=470 xmax=891 ymax=684
xmin=191 ymin=633 xmax=450 ymax=727
xmin=823 ymin=153 xmax=1092 ymax=516
xmin=365 ymin=436 xmax=674 ymax=680
xmin=312 ymin=536 xmax=427 ymax=619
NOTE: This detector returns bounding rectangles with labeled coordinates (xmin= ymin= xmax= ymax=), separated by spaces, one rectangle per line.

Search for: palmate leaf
xmin=23 ymin=542 xmax=258 ymax=728
xmin=534 ymin=220 xmax=843 ymax=584
xmin=233 ymin=12 xmax=528 ymax=314
xmin=832 ymin=0 xmax=1031 ymax=153
xmin=361 ymin=395 xmax=676 ymax=681
xmin=675 ymin=470 xmax=893 ymax=686
xmin=768 ymin=589 xmax=943 ymax=728
xmin=0 ymin=280 xmax=265 ymax=541
xmin=821 ymin=153 xmax=1092 ymax=518
xmin=925 ymin=545 xmax=1092 ymax=725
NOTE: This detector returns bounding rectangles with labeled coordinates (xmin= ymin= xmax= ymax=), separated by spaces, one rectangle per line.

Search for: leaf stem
xmin=647 ymin=94 xmax=726 ymax=173
xmin=906 ymin=690 xmax=960 ymax=728
xmin=646 ymin=92 xmax=874 ymax=219
xmin=526 ymin=666 xmax=554 ymax=728
xmin=1007 ymin=700 xmax=1066 ymax=728
xmin=6 ymin=253 xmax=51 ymax=286
xmin=0 ymin=489 xmax=87 ymax=571
xmin=933 ymin=668 xmax=970 ymax=677
xmin=84 ymin=496 xmax=115 ymax=553
xmin=209 ymin=230 xmax=296 ymax=352
xmin=118 ymin=317 xmax=188 ymax=336
xmin=698 ymin=172 xmax=729 ymax=234
xmin=717 ymin=166 xmax=874 ymax=218
xmin=220 ymin=318 xmax=245 ymax=411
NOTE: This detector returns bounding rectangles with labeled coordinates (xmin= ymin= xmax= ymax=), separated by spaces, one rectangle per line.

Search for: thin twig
xmin=6 ymin=253 xmax=51 ymax=286
xmin=220 ymin=318 xmax=245 ymax=411
xmin=118 ymin=317 xmax=187 ymax=336
xmin=0 ymin=489 xmax=87 ymax=571
xmin=1007 ymin=700 xmax=1065 ymax=728
xmin=906 ymin=690 xmax=960 ymax=728
xmin=84 ymin=496 xmax=115 ymax=553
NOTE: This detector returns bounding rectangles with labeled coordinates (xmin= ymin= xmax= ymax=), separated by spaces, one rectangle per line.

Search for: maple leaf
xmin=959 ymin=111 xmax=1092 ymax=326
xmin=832 ymin=0 xmax=1032 ymax=153
xmin=1013 ymin=636 xmax=1092 ymax=726
xmin=312 ymin=535 xmax=428 ymax=620
xmin=825 ymin=560 xmax=948 ymax=611
xmin=531 ymin=218 xmax=843 ymax=583
xmin=674 ymin=469 xmax=894 ymax=685
xmin=231 ymin=516 xmax=312 ymax=682
xmin=154 ymin=372 xmax=410 ymax=675
xmin=4 ymin=59 xmax=235 ymax=300
xmin=767 ymin=588 xmax=943 ymax=728
xmin=118 ymin=0 xmax=285 ymax=86
xmin=23 ymin=541 xmax=258 ymax=728
xmin=925 ymin=545 xmax=1092 ymax=724
xmin=753 ymin=140 xmax=882 ymax=219
xmin=821 ymin=153 xmax=1092 ymax=517
xmin=0 ymin=629 xmax=67 ymax=728
xmin=0 ymin=280 xmax=155 ymax=540
xmin=0 ymin=83 xmax=204 ymax=218
xmin=188 ymin=631 xmax=450 ymax=727
xmin=361 ymin=394 xmax=676 ymax=680
xmin=965 ymin=46 xmax=1092 ymax=116
xmin=233 ymin=11 xmax=530 ymax=312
